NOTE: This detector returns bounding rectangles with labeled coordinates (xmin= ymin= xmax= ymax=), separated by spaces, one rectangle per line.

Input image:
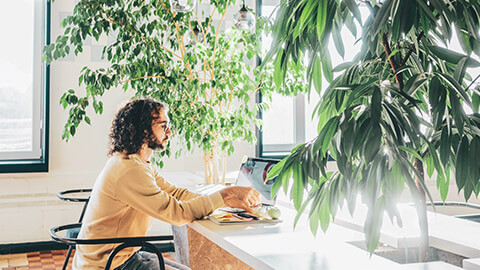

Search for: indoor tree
xmin=44 ymin=0 xmax=306 ymax=184
xmin=265 ymin=0 xmax=480 ymax=261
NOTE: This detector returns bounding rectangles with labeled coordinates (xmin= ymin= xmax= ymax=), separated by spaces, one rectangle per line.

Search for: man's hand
xmin=219 ymin=186 xmax=261 ymax=213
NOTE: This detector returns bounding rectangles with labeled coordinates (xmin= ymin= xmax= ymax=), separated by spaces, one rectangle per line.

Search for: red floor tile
xmin=3 ymin=249 xmax=174 ymax=269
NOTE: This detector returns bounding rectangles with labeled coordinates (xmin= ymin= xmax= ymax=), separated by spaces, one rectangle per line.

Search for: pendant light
xmin=169 ymin=0 xmax=196 ymax=13
xmin=234 ymin=0 xmax=255 ymax=31
xmin=184 ymin=4 xmax=204 ymax=46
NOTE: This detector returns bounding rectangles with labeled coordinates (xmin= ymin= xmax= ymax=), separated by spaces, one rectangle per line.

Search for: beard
xmin=147 ymin=134 xmax=168 ymax=151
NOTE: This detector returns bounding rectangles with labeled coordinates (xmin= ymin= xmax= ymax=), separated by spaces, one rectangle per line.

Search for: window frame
xmin=0 ymin=0 xmax=50 ymax=173
xmin=256 ymin=0 xmax=306 ymax=159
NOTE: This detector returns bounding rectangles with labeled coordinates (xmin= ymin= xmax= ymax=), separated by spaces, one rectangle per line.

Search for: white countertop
xmin=189 ymin=205 xmax=400 ymax=270
xmin=165 ymin=172 xmax=465 ymax=269
xmin=188 ymin=205 xmax=462 ymax=270
xmin=334 ymin=202 xmax=480 ymax=258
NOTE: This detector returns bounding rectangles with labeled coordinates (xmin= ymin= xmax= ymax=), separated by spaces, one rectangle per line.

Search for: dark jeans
xmin=116 ymin=250 xmax=191 ymax=270
xmin=115 ymin=251 xmax=160 ymax=270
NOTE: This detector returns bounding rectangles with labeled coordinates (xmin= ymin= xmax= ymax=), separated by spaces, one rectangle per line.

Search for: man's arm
xmin=154 ymin=173 xmax=261 ymax=212
xmin=116 ymin=167 xmax=222 ymax=225
xmin=154 ymin=174 xmax=200 ymax=201
xmin=116 ymin=168 xmax=260 ymax=225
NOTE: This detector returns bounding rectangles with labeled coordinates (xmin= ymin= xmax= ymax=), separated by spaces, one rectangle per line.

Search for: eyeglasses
xmin=162 ymin=122 xmax=170 ymax=132
xmin=153 ymin=121 xmax=170 ymax=132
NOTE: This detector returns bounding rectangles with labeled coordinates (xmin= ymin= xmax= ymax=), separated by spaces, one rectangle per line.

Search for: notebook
xmin=207 ymin=157 xmax=282 ymax=225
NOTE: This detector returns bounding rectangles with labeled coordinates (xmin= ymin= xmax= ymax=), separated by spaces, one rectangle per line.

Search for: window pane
xmin=0 ymin=0 xmax=46 ymax=165
xmin=0 ymin=1 xmax=34 ymax=153
xmin=304 ymin=93 xmax=320 ymax=142
xmin=262 ymin=94 xmax=295 ymax=145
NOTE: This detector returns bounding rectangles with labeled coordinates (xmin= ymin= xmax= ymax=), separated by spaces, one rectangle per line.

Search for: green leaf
xmin=267 ymin=157 xmax=287 ymax=180
xmin=273 ymin=49 xmax=285 ymax=88
xmin=454 ymin=57 xmax=468 ymax=82
xmin=473 ymin=93 xmax=480 ymax=114
xmin=425 ymin=154 xmax=434 ymax=179
xmin=321 ymin=49 xmax=333 ymax=83
xmin=449 ymin=91 xmax=466 ymax=136
xmin=439 ymin=126 xmax=451 ymax=167
xmin=294 ymin=184 xmax=319 ymax=228
xmin=332 ymin=61 xmax=355 ymax=73
xmin=363 ymin=124 xmax=381 ymax=163
xmin=414 ymin=0 xmax=436 ymax=22
xmin=309 ymin=209 xmax=320 ymax=236
xmin=429 ymin=76 xmax=441 ymax=111
xmin=438 ymin=72 xmax=472 ymax=106
xmin=319 ymin=117 xmax=339 ymax=157
xmin=299 ymin=0 xmax=317 ymax=34
xmin=316 ymin=0 xmax=327 ymax=43
xmin=372 ymin=0 xmax=393 ymax=36
xmin=331 ymin=22 xmax=344 ymax=58
xmin=364 ymin=196 xmax=384 ymax=253
xmin=428 ymin=46 xmax=480 ymax=67
xmin=291 ymin=165 xmax=305 ymax=210
xmin=398 ymin=146 xmax=423 ymax=162
xmin=282 ymin=166 xmax=293 ymax=195
xmin=70 ymin=125 xmax=76 ymax=136
xmin=371 ymin=87 xmax=382 ymax=127
xmin=344 ymin=0 xmax=362 ymax=23
xmin=319 ymin=193 xmax=330 ymax=232
xmin=438 ymin=172 xmax=449 ymax=202
xmin=469 ymin=137 xmax=480 ymax=191
xmin=455 ymin=137 xmax=470 ymax=191
xmin=427 ymin=140 xmax=445 ymax=181
xmin=312 ymin=56 xmax=323 ymax=94
xmin=271 ymin=170 xmax=284 ymax=197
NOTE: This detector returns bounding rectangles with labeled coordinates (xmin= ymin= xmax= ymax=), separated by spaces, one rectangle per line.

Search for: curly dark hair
xmin=108 ymin=98 xmax=167 ymax=156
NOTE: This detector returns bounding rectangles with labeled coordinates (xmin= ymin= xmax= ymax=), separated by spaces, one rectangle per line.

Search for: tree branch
xmin=121 ymin=75 xmax=165 ymax=83
xmin=401 ymin=31 xmax=425 ymax=66
xmin=380 ymin=32 xmax=404 ymax=90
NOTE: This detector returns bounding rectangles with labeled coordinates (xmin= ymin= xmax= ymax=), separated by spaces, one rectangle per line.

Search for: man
xmin=73 ymin=98 xmax=260 ymax=269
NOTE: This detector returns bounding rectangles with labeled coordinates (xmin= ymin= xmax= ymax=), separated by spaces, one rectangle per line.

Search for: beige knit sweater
xmin=72 ymin=153 xmax=224 ymax=269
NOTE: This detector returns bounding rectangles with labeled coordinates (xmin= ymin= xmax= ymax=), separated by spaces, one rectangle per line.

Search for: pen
xmin=237 ymin=212 xmax=259 ymax=220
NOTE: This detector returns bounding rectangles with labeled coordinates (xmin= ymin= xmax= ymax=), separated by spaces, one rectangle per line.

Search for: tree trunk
xmin=203 ymin=142 xmax=226 ymax=184
xmin=221 ymin=149 xmax=226 ymax=185
xmin=204 ymin=151 xmax=213 ymax=184
xmin=211 ymin=144 xmax=220 ymax=183
xmin=413 ymin=158 xmax=429 ymax=262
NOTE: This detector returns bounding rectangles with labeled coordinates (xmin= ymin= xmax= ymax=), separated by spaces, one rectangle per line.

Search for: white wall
xmin=1 ymin=0 xmax=478 ymax=245
xmin=0 ymin=0 xmax=256 ymax=243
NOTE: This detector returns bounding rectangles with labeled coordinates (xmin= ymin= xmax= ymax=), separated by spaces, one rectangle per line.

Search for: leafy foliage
xmin=45 ymin=0 xmax=307 ymax=165
xmin=266 ymin=0 xmax=480 ymax=253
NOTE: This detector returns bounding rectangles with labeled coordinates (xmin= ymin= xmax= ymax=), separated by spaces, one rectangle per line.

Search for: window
xmin=257 ymin=1 xmax=479 ymax=158
xmin=0 ymin=0 xmax=50 ymax=173
xmin=256 ymin=0 xmax=323 ymax=158
xmin=256 ymin=0 xmax=363 ymax=158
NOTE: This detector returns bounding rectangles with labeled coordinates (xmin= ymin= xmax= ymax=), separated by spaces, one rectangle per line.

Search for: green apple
xmin=268 ymin=207 xmax=281 ymax=219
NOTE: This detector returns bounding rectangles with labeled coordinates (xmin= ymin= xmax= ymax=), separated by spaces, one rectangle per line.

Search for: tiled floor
xmin=1 ymin=250 xmax=175 ymax=269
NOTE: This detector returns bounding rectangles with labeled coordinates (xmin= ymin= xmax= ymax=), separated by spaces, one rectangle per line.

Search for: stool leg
xmin=62 ymin=246 xmax=74 ymax=270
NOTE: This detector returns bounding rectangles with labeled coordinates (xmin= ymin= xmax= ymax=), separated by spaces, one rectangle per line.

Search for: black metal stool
xmin=56 ymin=189 xmax=92 ymax=269
xmin=50 ymin=223 xmax=173 ymax=270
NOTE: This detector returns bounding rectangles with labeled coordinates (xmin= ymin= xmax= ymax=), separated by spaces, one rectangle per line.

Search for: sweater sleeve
xmin=153 ymin=169 xmax=200 ymax=201
xmin=115 ymin=166 xmax=224 ymax=226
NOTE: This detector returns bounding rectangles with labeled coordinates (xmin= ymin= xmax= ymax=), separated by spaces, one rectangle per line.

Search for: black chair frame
xmin=57 ymin=189 xmax=92 ymax=269
xmin=51 ymin=223 xmax=174 ymax=270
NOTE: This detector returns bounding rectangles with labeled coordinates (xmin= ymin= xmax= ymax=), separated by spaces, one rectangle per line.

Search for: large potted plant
xmin=44 ymin=0 xmax=307 ymax=183
xmin=265 ymin=0 xmax=480 ymax=261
